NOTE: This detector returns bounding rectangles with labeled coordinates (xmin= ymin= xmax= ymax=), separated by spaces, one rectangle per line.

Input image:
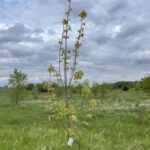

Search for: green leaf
xmin=79 ymin=10 xmax=88 ymax=19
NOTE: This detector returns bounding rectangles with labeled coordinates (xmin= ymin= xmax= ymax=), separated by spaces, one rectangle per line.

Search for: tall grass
xmin=0 ymin=89 xmax=150 ymax=150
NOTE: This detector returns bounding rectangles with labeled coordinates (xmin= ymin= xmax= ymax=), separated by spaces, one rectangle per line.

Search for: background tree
xmin=26 ymin=83 xmax=34 ymax=91
xmin=70 ymin=83 xmax=82 ymax=95
xmin=92 ymin=82 xmax=100 ymax=97
xmin=99 ymin=82 xmax=107 ymax=97
xmin=134 ymin=81 xmax=141 ymax=94
xmin=141 ymin=75 xmax=150 ymax=95
xmin=9 ymin=68 xmax=27 ymax=105
xmin=32 ymin=85 xmax=39 ymax=99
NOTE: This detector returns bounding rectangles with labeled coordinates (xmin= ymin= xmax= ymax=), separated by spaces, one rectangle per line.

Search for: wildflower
xmin=69 ymin=115 xmax=78 ymax=123
xmin=48 ymin=116 xmax=51 ymax=122
xmin=56 ymin=101 xmax=68 ymax=118
xmin=86 ymin=113 xmax=92 ymax=119
xmin=82 ymin=84 xmax=91 ymax=96
xmin=67 ymin=105 xmax=76 ymax=114
xmin=54 ymin=129 xmax=58 ymax=134
xmin=82 ymin=121 xmax=89 ymax=126
xmin=89 ymin=98 xmax=97 ymax=108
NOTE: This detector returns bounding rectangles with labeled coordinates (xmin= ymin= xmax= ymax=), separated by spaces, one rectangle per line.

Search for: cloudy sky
xmin=0 ymin=0 xmax=150 ymax=85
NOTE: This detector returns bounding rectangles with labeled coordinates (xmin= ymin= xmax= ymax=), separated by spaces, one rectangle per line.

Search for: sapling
xmin=100 ymin=82 xmax=107 ymax=97
xmin=92 ymin=82 xmax=100 ymax=97
xmin=141 ymin=75 xmax=150 ymax=97
xmin=47 ymin=0 xmax=87 ymax=142
xmin=32 ymin=86 xmax=39 ymax=99
xmin=8 ymin=68 xmax=27 ymax=105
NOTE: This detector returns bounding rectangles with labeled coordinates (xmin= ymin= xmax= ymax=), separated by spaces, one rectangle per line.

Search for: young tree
xmin=100 ymin=82 xmax=107 ymax=97
xmin=9 ymin=68 xmax=27 ymax=105
xmin=141 ymin=75 xmax=150 ymax=95
xmin=134 ymin=81 xmax=141 ymax=94
xmin=32 ymin=85 xmax=39 ymax=99
xmin=47 ymin=0 xmax=87 ymax=142
xmin=92 ymin=82 xmax=100 ymax=97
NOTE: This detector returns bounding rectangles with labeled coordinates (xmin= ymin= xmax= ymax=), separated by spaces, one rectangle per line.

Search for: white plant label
xmin=67 ymin=138 xmax=74 ymax=146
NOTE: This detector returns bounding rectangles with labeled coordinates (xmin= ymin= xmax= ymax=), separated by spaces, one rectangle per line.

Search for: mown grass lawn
xmin=0 ymin=89 xmax=150 ymax=150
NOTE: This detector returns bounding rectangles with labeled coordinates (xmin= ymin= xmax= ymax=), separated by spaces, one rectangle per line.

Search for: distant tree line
xmin=25 ymin=80 xmax=142 ymax=96
xmin=2 ymin=74 xmax=146 ymax=95
xmin=3 ymin=68 xmax=150 ymax=105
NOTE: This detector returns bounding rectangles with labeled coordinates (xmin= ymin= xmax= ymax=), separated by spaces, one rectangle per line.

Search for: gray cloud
xmin=108 ymin=1 xmax=128 ymax=15
xmin=0 ymin=0 xmax=150 ymax=85
xmin=117 ymin=22 xmax=149 ymax=39
xmin=0 ymin=23 xmax=43 ymax=43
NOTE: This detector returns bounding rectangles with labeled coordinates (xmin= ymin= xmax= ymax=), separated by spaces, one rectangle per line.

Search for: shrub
xmin=141 ymin=75 xmax=150 ymax=94
xmin=26 ymin=83 xmax=34 ymax=90
xmin=122 ymin=86 xmax=129 ymax=91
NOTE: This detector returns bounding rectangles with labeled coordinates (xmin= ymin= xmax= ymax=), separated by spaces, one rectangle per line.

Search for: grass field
xmin=0 ymin=89 xmax=150 ymax=150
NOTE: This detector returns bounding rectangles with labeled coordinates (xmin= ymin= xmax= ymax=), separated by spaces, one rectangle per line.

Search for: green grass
xmin=0 ymin=89 xmax=150 ymax=150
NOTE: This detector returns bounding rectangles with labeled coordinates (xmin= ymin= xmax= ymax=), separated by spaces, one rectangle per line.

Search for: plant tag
xmin=67 ymin=138 xmax=74 ymax=146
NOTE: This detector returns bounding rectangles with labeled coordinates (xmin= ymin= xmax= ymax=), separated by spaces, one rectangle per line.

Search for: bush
xmin=122 ymin=86 xmax=129 ymax=91
xmin=36 ymin=83 xmax=48 ymax=93
xmin=112 ymin=81 xmax=133 ymax=90
xmin=32 ymin=86 xmax=39 ymax=99
xmin=26 ymin=83 xmax=34 ymax=90
xmin=92 ymin=83 xmax=100 ymax=97
xmin=141 ymin=75 xmax=150 ymax=93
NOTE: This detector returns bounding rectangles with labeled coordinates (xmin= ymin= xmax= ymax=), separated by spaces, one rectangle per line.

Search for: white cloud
xmin=0 ymin=23 xmax=9 ymax=30
xmin=112 ymin=25 xmax=122 ymax=38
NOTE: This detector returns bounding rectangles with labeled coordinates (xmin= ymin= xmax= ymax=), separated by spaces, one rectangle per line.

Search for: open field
xmin=0 ymin=89 xmax=150 ymax=150
xmin=1 ymin=0 xmax=150 ymax=150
